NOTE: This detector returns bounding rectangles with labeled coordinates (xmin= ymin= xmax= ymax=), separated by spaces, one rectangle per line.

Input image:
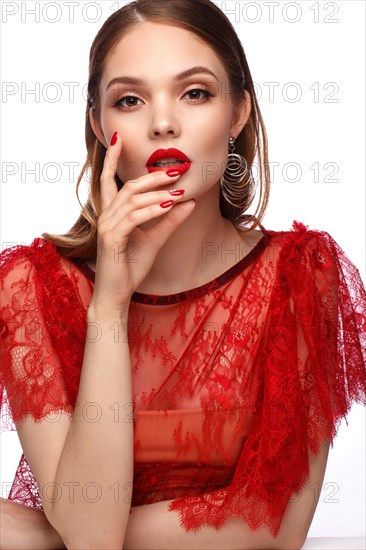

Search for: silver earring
xmin=220 ymin=137 xmax=254 ymax=209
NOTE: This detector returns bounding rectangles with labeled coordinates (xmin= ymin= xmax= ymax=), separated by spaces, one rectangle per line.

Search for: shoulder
xmin=0 ymin=237 xmax=58 ymax=272
xmin=0 ymin=237 xmax=89 ymax=344
xmin=259 ymin=221 xmax=354 ymax=297
xmin=266 ymin=222 xmax=366 ymax=318
xmin=264 ymin=220 xmax=340 ymax=262
xmin=264 ymin=220 xmax=332 ymax=244
xmin=0 ymin=236 xmax=83 ymax=271
xmin=0 ymin=237 xmax=75 ymax=297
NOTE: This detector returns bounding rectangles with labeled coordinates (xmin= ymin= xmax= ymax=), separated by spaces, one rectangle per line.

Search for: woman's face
xmin=90 ymin=21 xmax=250 ymax=201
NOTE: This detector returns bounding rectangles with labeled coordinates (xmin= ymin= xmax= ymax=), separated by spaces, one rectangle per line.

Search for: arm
xmin=0 ymin=497 xmax=66 ymax=550
xmin=0 ymin=438 xmax=328 ymax=550
xmin=122 ymin=439 xmax=330 ymax=550
xmin=14 ymin=307 xmax=134 ymax=549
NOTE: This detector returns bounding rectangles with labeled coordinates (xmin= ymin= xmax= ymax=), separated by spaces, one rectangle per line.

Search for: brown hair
xmin=42 ymin=0 xmax=270 ymax=259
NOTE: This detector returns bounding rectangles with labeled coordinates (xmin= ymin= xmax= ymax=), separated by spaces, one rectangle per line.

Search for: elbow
xmin=59 ymin=531 xmax=124 ymax=550
xmin=51 ymin=513 xmax=124 ymax=550
xmin=274 ymin=530 xmax=307 ymax=550
xmin=280 ymin=532 xmax=307 ymax=550
xmin=44 ymin=502 xmax=126 ymax=549
xmin=62 ymin=539 xmax=124 ymax=550
xmin=50 ymin=525 xmax=124 ymax=550
xmin=42 ymin=514 xmax=71 ymax=549
xmin=295 ymin=531 xmax=308 ymax=550
xmin=39 ymin=503 xmax=65 ymax=543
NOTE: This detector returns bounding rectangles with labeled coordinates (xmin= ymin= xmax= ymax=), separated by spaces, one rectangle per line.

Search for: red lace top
xmin=1 ymin=220 xmax=366 ymax=538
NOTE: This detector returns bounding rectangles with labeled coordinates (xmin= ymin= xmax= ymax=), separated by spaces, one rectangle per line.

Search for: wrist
xmin=87 ymin=302 xmax=130 ymax=322
xmin=86 ymin=304 xmax=130 ymax=344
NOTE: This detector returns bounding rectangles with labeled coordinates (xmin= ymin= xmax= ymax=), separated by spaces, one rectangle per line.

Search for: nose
xmin=148 ymin=99 xmax=180 ymax=139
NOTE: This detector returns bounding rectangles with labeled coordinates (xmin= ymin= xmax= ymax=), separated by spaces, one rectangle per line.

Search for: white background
xmin=1 ymin=0 xmax=365 ymax=540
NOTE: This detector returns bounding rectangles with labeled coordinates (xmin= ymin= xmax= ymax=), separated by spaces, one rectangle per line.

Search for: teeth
xmin=153 ymin=158 xmax=185 ymax=167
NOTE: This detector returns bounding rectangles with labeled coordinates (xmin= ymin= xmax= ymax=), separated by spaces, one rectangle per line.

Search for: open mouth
xmin=146 ymin=149 xmax=191 ymax=175
xmin=147 ymin=159 xmax=191 ymax=176
xmin=152 ymin=159 xmax=185 ymax=168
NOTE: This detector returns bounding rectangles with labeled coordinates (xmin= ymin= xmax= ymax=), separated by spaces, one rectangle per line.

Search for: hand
xmin=89 ymin=132 xmax=196 ymax=315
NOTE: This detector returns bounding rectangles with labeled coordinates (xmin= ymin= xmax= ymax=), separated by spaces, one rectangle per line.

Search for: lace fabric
xmin=0 ymin=220 xmax=365 ymax=537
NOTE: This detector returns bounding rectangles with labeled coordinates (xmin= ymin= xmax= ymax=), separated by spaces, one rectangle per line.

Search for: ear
xmin=89 ymin=107 xmax=108 ymax=149
xmin=230 ymin=90 xmax=251 ymax=140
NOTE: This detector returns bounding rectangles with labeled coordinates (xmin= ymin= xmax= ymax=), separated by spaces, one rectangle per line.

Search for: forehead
xmin=101 ymin=21 xmax=228 ymax=90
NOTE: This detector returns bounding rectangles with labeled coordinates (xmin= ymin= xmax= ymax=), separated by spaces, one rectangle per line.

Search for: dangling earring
xmin=220 ymin=137 xmax=254 ymax=209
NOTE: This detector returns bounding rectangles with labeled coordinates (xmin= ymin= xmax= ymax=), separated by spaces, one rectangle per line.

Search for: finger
xmin=144 ymin=199 xmax=196 ymax=251
xmin=100 ymin=131 xmax=122 ymax=212
xmin=102 ymin=170 xmax=182 ymax=225
xmin=108 ymin=191 xmax=186 ymax=240
xmin=123 ymin=167 xmax=181 ymax=196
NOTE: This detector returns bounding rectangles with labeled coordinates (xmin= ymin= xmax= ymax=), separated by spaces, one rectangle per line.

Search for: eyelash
xmin=112 ymin=88 xmax=215 ymax=109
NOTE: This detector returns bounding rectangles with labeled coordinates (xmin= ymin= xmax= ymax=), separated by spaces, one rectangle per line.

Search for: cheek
xmin=121 ymin=159 xmax=140 ymax=182
xmin=116 ymin=147 xmax=142 ymax=183
xmin=201 ymin=132 xmax=230 ymax=182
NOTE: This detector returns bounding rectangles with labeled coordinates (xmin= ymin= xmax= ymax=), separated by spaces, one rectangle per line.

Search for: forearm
xmin=122 ymin=499 xmax=296 ymax=550
xmin=49 ymin=308 xmax=134 ymax=549
xmin=0 ymin=497 xmax=66 ymax=550
xmin=123 ymin=459 xmax=324 ymax=550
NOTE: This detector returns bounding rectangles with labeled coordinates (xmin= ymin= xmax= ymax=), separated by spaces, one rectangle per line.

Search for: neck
xmin=134 ymin=183 xmax=246 ymax=295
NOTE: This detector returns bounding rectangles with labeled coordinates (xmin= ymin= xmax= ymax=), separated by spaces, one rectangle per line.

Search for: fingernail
xmin=160 ymin=200 xmax=174 ymax=208
xmin=169 ymin=189 xmax=185 ymax=196
xmin=166 ymin=169 xmax=180 ymax=177
xmin=110 ymin=132 xmax=118 ymax=146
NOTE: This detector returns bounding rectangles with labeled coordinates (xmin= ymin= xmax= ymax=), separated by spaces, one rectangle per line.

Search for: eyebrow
xmin=106 ymin=66 xmax=219 ymax=92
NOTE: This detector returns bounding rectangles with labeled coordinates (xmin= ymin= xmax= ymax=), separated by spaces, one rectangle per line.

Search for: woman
xmin=1 ymin=0 xmax=365 ymax=548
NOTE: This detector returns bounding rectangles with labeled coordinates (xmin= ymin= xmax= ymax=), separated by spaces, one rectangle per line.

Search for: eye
xmin=113 ymin=95 xmax=143 ymax=108
xmin=183 ymin=88 xmax=214 ymax=102
xmin=112 ymin=88 xmax=215 ymax=109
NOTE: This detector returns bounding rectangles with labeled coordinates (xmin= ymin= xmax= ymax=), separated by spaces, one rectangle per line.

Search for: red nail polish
xmin=160 ymin=200 xmax=174 ymax=208
xmin=110 ymin=132 xmax=118 ymax=146
xmin=169 ymin=189 xmax=185 ymax=196
xmin=166 ymin=169 xmax=180 ymax=177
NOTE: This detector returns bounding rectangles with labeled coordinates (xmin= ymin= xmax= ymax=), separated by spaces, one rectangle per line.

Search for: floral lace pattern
xmin=1 ymin=220 xmax=365 ymax=538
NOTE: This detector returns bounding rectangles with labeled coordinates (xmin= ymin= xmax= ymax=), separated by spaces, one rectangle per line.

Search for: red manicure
xmin=166 ymin=169 xmax=180 ymax=177
xmin=160 ymin=200 xmax=174 ymax=208
xmin=169 ymin=189 xmax=185 ymax=196
xmin=110 ymin=132 xmax=118 ymax=146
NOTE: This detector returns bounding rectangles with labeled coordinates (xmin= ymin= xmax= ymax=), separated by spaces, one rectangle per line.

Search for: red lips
xmin=146 ymin=148 xmax=192 ymax=176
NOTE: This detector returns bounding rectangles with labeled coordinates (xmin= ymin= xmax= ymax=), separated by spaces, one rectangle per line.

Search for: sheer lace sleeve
xmin=168 ymin=221 xmax=366 ymax=537
xmin=0 ymin=238 xmax=90 ymax=508
xmin=281 ymin=223 xmax=366 ymax=450
xmin=0 ymin=238 xmax=89 ymax=427
xmin=1 ymin=250 xmax=65 ymax=426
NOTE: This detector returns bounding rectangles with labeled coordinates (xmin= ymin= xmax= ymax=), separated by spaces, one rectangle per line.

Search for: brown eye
xmin=183 ymin=88 xmax=214 ymax=102
xmin=113 ymin=95 xmax=143 ymax=108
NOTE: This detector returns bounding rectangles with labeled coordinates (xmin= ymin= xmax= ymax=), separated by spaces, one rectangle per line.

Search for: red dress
xmin=1 ymin=220 xmax=365 ymax=538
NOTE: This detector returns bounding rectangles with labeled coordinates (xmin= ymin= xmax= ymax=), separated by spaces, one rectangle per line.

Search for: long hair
xmin=42 ymin=0 xmax=270 ymax=259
